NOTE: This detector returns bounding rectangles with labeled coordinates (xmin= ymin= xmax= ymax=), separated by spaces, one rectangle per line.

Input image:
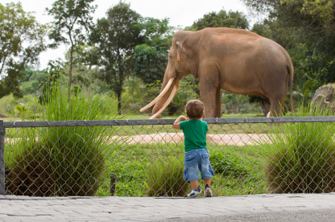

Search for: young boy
xmin=173 ymin=99 xmax=214 ymax=198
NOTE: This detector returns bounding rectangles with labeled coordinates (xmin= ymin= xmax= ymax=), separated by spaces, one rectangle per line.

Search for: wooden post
xmin=110 ymin=173 xmax=117 ymax=196
xmin=0 ymin=120 xmax=5 ymax=195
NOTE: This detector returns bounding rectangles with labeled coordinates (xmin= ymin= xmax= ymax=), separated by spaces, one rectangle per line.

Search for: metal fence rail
xmin=2 ymin=117 xmax=335 ymax=197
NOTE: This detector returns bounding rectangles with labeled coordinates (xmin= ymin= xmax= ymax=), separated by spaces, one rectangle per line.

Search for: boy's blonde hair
xmin=185 ymin=99 xmax=205 ymax=119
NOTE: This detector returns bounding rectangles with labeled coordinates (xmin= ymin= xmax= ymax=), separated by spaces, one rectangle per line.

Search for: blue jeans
xmin=183 ymin=148 xmax=214 ymax=182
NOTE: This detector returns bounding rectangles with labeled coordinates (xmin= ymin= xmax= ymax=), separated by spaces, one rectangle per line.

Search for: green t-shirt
xmin=179 ymin=120 xmax=208 ymax=152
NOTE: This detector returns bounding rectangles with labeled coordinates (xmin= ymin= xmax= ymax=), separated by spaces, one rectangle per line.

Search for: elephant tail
xmin=288 ymin=63 xmax=294 ymax=114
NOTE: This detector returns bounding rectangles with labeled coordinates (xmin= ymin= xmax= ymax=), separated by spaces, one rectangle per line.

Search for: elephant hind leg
xmin=269 ymin=97 xmax=285 ymax=117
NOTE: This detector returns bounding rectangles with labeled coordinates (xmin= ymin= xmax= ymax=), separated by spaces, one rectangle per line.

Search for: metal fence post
xmin=0 ymin=120 xmax=5 ymax=195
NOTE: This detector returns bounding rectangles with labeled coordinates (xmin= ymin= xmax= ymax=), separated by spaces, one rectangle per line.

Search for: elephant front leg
xmin=215 ymin=88 xmax=222 ymax=117
xmin=200 ymin=85 xmax=219 ymax=118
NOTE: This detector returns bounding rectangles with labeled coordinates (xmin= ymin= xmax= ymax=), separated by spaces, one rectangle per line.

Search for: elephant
xmin=140 ymin=27 xmax=294 ymax=119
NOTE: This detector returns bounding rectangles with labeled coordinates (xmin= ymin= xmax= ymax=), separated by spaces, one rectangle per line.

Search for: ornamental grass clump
xmin=145 ymin=155 xmax=189 ymax=197
xmin=265 ymin=108 xmax=335 ymax=193
xmin=6 ymin=86 xmax=119 ymax=196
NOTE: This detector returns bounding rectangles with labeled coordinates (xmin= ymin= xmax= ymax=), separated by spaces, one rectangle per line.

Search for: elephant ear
xmin=176 ymin=41 xmax=183 ymax=62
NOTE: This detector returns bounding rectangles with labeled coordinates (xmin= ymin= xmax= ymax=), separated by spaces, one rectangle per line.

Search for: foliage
xmin=191 ymin=9 xmax=249 ymax=30
xmin=209 ymin=145 xmax=266 ymax=196
xmin=139 ymin=17 xmax=173 ymax=48
xmin=133 ymin=44 xmax=168 ymax=84
xmin=265 ymin=108 xmax=335 ymax=193
xmin=121 ymin=75 xmax=146 ymax=114
xmin=64 ymin=44 xmax=100 ymax=97
xmin=292 ymin=76 xmax=319 ymax=107
xmin=0 ymin=2 xmax=47 ymax=99
xmin=38 ymin=60 xmax=65 ymax=104
xmin=133 ymin=17 xmax=173 ymax=84
xmin=146 ymin=155 xmax=189 ymax=197
xmin=91 ymin=2 xmax=142 ymax=114
xmin=97 ymin=142 xmax=266 ymax=197
xmin=6 ymin=85 xmax=119 ymax=196
xmin=302 ymin=52 xmax=335 ymax=86
xmin=47 ymin=0 xmax=96 ymax=101
xmin=210 ymin=150 xmax=249 ymax=177
xmin=222 ymin=92 xmax=262 ymax=114
xmin=0 ymin=94 xmax=36 ymax=118
xmin=15 ymin=103 xmax=27 ymax=120
xmin=167 ymin=75 xmax=200 ymax=116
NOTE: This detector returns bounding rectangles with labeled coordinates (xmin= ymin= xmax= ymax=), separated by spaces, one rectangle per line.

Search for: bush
xmin=145 ymin=155 xmax=189 ymax=197
xmin=265 ymin=108 xmax=335 ymax=193
xmin=210 ymin=150 xmax=249 ymax=177
xmin=222 ymin=91 xmax=262 ymax=114
xmin=6 ymin=142 xmax=56 ymax=196
xmin=0 ymin=94 xmax=37 ymax=118
xmin=6 ymin=85 xmax=119 ymax=196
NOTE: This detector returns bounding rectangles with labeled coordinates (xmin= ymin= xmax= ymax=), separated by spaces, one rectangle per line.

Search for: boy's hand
xmin=173 ymin=115 xmax=187 ymax=129
xmin=178 ymin=115 xmax=187 ymax=121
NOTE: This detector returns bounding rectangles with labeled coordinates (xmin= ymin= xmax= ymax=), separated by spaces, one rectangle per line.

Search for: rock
xmin=0 ymin=113 xmax=7 ymax=118
xmin=310 ymin=84 xmax=335 ymax=113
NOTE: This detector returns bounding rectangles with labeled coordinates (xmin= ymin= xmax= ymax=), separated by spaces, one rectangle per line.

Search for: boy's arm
xmin=173 ymin=115 xmax=187 ymax=129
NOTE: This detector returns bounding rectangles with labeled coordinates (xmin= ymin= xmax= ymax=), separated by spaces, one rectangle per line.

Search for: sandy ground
xmin=111 ymin=133 xmax=271 ymax=146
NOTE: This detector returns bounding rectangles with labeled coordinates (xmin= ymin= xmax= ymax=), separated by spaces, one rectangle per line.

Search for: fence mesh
xmin=2 ymin=118 xmax=335 ymax=197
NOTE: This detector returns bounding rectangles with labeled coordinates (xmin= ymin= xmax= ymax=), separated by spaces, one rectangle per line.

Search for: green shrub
xmin=145 ymin=155 xmax=189 ymax=197
xmin=6 ymin=141 xmax=56 ymax=196
xmin=209 ymin=146 xmax=266 ymax=196
xmin=0 ymin=94 xmax=37 ymax=118
xmin=265 ymin=108 xmax=335 ymax=193
xmin=210 ymin=150 xmax=249 ymax=177
xmin=6 ymin=85 xmax=119 ymax=196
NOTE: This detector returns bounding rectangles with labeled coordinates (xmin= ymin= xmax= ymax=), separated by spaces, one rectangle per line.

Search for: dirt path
xmin=111 ymin=133 xmax=271 ymax=146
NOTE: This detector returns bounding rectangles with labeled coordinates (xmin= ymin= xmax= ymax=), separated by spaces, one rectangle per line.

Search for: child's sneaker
xmin=204 ymin=184 xmax=212 ymax=197
xmin=187 ymin=186 xmax=202 ymax=198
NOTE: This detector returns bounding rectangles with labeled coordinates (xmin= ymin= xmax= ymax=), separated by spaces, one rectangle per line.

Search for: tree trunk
xmin=116 ymin=50 xmax=123 ymax=116
xmin=68 ymin=38 xmax=74 ymax=103
xmin=117 ymin=92 xmax=121 ymax=115
xmin=87 ymin=65 xmax=92 ymax=99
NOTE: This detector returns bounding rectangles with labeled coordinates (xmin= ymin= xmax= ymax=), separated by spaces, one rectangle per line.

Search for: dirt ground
xmin=111 ymin=133 xmax=271 ymax=146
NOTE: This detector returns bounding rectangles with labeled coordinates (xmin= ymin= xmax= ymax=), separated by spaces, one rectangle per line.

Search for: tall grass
xmin=6 ymin=85 xmax=120 ymax=196
xmin=265 ymin=107 xmax=335 ymax=193
xmin=145 ymin=155 xmax=189 ymax=197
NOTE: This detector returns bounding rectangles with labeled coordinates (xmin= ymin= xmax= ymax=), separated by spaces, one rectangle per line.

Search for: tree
xmin=64 ymin=44 xmax=100 ymax=97
xmin=47 ymin=0 xmax=96 ymax=102
xmin=133 ymin=17 xmax=173 ymax=84
xmin=20 ymin=68 xmax=46 ymax=95
xmin=191 ymin=9 xmax=249 ymax=30
xmin=38 ymin=60 xmax=64 ymax=104
xmin=91 ymin=2 xmax=142 ymax=114
xmin=0 ymin=2 xmax=47 ymax=99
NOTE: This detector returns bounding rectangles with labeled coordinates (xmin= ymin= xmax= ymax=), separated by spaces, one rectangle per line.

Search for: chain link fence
xmin=1 ymin=117 xmax=335 ymax=197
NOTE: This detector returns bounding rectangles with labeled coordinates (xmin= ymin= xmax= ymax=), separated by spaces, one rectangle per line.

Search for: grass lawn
xmin=97 ymin=142 xmax=268 ymax=197
xmin=5 ymin=112 xmax=271 ymax=197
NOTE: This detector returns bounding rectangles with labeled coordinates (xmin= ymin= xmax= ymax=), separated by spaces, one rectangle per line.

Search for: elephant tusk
xmin=150 ymin=85 xmax=178 ymax=119
xmin=140 ymin=78 xmax=174 ymax=112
